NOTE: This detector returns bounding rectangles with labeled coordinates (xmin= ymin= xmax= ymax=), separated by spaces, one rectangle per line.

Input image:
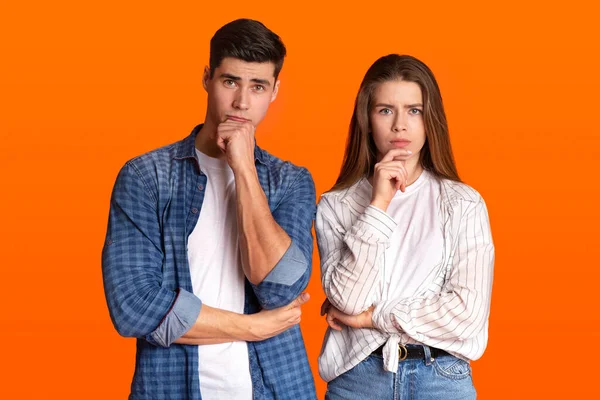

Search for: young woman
xmin=316 ymin=54 xmax=494 ymax=399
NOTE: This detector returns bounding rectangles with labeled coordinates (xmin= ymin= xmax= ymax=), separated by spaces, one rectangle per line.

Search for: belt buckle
xmin=398 ymin=344 xmax=408 ymax=361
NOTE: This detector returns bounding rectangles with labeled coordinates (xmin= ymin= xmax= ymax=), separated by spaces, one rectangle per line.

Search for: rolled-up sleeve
xmin=146 ymin=289 xmax=202 ymax=347
xmin=250 ymin=168 xmax=316 ymax=309
xmin=317 ymin=197 xmax=397 ymax=316
xmin=102 ymin=162 xmax=202 ymax=347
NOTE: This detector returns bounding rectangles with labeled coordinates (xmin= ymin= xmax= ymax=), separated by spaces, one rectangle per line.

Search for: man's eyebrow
xmin=219 ymin=73 xmax=271 ymax=87
xmin=250 ymin=78 xmax=271 ymax=86
xmin=219 ymin=73 xmax=241 ymax=81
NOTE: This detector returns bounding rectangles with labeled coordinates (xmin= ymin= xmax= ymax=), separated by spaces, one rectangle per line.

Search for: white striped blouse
xmin=316 ymin=172 xmax=495 ymax=381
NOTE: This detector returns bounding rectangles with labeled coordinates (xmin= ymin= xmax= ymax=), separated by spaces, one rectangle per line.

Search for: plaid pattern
xmin=102 ymin=125 xmax=317 ymax=399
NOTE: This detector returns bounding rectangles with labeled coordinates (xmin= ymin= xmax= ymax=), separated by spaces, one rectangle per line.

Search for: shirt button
xmin=191 ymin=208 xmax=199 ymax=214
xmin=197 ymin=184 xmax=204 ymax=191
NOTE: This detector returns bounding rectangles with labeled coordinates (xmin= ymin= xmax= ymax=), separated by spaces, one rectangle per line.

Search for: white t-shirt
xmin=187 ymin=149 xmax=252 ymax=399
xmin=379 ymin=170 xmax=444 ymax=299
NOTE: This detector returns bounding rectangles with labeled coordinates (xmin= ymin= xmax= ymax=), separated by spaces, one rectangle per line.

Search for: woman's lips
xmin=391 ymin=140 xmax=411 ymax=148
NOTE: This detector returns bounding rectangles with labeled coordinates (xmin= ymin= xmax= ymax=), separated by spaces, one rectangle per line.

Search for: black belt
xmin=372 ymin=344 xmax=450 ymax=361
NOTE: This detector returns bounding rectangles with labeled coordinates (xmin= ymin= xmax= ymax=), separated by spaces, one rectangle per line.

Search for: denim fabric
xmin=325 ymin=345 xmax=476 ymax=400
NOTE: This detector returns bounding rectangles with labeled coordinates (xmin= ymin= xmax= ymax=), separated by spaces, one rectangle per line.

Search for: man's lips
xmin=226 ymin=115 xmax=250 ymax=123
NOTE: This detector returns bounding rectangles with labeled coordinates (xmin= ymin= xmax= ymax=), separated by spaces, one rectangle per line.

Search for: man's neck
xmin=195 ymin=120 xmax=224 ymax=159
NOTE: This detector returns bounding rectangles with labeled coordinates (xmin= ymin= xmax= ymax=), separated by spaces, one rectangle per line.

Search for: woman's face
xmin=369 ymin=79 xmax=426 ymax=162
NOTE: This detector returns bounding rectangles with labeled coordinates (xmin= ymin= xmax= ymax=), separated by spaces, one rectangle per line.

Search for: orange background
xmin=1 ymin=0 xmax=599 ymax=398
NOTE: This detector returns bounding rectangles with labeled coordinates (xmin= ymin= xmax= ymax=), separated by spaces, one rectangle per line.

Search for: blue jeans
xmin=325 ymin=345 xmax=476 ymax=400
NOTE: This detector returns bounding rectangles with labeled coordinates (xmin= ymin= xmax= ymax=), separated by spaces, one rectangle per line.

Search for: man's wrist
xmin=237 ymin=313 xmax=261 ymax=342
xmin=232 ymin=163 xmax=258 ymax=179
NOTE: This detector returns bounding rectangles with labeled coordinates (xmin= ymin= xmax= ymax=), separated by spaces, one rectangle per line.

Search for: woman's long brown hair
xmin=331 ymin=54 xmax=461 ymax=192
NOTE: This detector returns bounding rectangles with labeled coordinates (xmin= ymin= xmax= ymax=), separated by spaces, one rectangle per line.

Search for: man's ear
xmin=270 ymin=80 xmax=280 ymax=103
xmin=202 ymin=66 xmax=210 ymax=91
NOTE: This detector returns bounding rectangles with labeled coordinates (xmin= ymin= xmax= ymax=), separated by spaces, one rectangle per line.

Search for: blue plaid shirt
xmin=102 ymin=125 xmax=317 ymax=400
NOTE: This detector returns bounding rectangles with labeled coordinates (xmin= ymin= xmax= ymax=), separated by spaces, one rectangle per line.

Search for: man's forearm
xmin=235 ymin=168 xmax=291 ymax=285
xmin=174 ymin=304 xmax=258 ymax=345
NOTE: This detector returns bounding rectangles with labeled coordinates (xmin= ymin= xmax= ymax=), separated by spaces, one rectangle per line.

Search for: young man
xmin=102 ymin=19 xmax=317 ymax=399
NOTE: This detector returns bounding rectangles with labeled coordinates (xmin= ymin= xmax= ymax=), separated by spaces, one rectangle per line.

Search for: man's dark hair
xmin=209 ymin=19 xmax=287 ymax=80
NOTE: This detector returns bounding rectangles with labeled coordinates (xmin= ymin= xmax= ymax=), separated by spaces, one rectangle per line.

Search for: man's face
xmin=203 ymin=57 xmax=280 ymax=127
